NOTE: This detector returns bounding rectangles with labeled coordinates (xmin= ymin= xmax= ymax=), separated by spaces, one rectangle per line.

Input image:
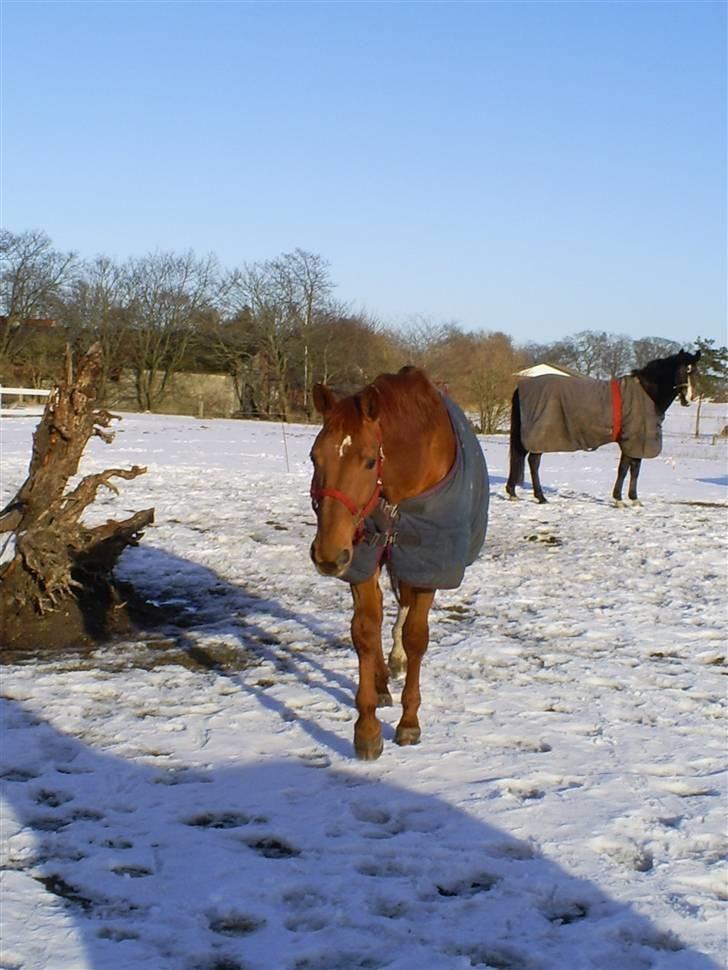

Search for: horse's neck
xmin=635 ymin=373 xmax=676 ymax=416
xmin=381 ymin=410 xmax=456 ymax=504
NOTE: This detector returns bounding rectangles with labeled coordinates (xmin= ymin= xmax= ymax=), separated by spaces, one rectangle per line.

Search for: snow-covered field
xmin=1 ymin=404 xmax=726 ymax=970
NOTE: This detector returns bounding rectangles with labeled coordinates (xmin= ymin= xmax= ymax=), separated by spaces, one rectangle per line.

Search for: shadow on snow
xmin=1 ymin=544 xmax=722 ymax=969
xmin=1 ymin=696 xmax=719 ymax=970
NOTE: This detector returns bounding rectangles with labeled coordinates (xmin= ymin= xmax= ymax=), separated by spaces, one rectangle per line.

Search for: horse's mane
xmin=323 ymin=366 xmax=445 ymax=434
xmin=631 ymin=351 xmax=687 ymax=382
xmin=368 ymin=366 xmax=445 ymax=433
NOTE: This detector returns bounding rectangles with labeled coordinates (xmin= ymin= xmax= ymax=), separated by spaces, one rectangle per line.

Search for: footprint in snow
xmin=184 ymin=811 xmax=258 ymax=829
xmin=111 ymin=865 xmax=154 ymax=878
xmin=436 ymin=872 xmax=500 ymax=897
xmin=446 ymin=943 xmax=531 ymax=970
xmin=207 ymin=911 xmax=265 ymax=936
xmin=0 ymin=768 xmax=39 ymax=782
xmin=186 ymin=958 xmax=248 ymax=970
xmin=33 ymin=788 xmax=74 ymax=807
xmin=97 ymin=926 xmax=140 ymax=942
xmin=298 ymin=750 xmax=331 ymax=768
xmin=281 ymin=886 xmax=328 ymax=932
xmin=99 ymin=837 xmax=134 ymax=849
xmin=368 ymin=895 xmax=410 ymax=919
xmin=293 ymin=952 xmax=382 ymax=970
xmin=356 ymin=858 xmax=409 ymax=878
xmin=590 ymin=835 xmax=654 ymax=872
xmin=285 ymin=911 xmax=328 ymax=932
xmin=350 ymin=800 xmax=444 ymax=838
xmin=243 ymin=836 xmax=300 ymax=859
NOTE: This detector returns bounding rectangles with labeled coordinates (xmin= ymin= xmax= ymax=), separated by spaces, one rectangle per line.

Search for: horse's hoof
xmin=395 ymin=725 xmax=421 ymax=747
xmin=614 ymin=499 xmax=625 ymax=508
xmin=377 ymin=690 xmax=393 ymax=708
xmin=355 ymin=734 xmax=384 ymax=760
xmin=631 ymin=500 xmax=643 ymax=508
xmin=535 ymin=496 xmax=547 ymax=505
xmin=507 ymin=493 xmax=518 ymax=502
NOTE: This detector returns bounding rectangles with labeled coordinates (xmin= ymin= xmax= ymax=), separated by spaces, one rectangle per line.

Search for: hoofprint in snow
xmin=0 ymin=407 xmax=726 ymax=970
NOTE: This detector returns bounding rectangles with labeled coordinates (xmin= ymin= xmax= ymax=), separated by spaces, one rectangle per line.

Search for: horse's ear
xmin=313 ymin=383 xmax=337 ymax=416
xmin=693 ymin=349 xmax=701 ymax=363
xmin=358 ymin=385 xmax=380 ymax=422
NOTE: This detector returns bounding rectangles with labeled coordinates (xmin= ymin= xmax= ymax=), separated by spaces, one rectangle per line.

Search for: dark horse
xmin=309 ymin=366 xmax=489 ymax=760
xmin=506 ymin=349 xmax=700 ymax=506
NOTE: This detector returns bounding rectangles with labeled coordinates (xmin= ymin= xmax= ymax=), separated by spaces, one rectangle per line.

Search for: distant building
xmin=515 ymin=362 xmax=584 ymax=379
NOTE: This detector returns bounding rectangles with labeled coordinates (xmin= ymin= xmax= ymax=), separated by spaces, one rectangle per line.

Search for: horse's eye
xmin=365 ymin=458 xmax=376 ymax=470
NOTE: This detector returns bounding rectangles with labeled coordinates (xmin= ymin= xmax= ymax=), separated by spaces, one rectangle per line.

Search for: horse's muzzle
xmin=310 ymin=542 xmax=352 ymax=577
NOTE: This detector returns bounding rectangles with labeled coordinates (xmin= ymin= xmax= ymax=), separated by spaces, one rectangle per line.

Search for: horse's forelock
xmin=322 ymin=369 xmax=443 ymax=437
xmin=322 ymin=396 xmax=364 ymax=436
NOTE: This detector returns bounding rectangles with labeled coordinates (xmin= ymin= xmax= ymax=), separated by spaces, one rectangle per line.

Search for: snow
xmin=0 ymin=403 xmax=726 ymax=970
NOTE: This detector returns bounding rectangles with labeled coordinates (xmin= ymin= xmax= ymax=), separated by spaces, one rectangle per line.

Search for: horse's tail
xmin=506 ymin=387 xmax=527 ymax=497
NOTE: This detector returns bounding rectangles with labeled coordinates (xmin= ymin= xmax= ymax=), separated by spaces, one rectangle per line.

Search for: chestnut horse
xmin=310 ymin=366 xmax=489 ymax=760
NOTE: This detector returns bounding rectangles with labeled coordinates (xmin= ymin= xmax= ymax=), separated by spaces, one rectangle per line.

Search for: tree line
xmin=1 ymin=229 xmax=725 ymax=430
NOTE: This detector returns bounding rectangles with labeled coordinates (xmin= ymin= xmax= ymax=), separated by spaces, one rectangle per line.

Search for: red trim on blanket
xmin=610 ymin=378 xmax=622 ymax=442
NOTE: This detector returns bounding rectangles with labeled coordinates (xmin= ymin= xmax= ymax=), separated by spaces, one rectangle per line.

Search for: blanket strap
xmin=610 ymin=378 xmax=622 ymax=443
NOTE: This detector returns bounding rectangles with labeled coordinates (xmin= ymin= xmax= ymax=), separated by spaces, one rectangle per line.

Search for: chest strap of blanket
xmin=610 ymin=378 xmax=622 ymax=443
xmin=361 ymin=499 xmax=420 ymax=548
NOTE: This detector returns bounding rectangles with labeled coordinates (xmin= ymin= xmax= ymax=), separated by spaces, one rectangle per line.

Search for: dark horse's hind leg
xmin=528 ymin=453 xmax=547 ymax=504
xmin=506 ymin=388 xmax=526 ymax=499
xmin=613 ymin=455 xmax=642 ymax=506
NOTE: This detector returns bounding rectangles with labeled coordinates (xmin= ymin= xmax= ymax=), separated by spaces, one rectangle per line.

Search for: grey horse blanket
xmin=338 ymin=396 xmax=489 ymax=590
xmin=518 ymin=375 xmax=662 ymax=459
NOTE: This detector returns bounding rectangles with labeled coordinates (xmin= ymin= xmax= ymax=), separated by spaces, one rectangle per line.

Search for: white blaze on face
xmin=338 ymin=435 xmax=352 ymax=458
xmin=686 ymin=365 xmax=695 ymax=402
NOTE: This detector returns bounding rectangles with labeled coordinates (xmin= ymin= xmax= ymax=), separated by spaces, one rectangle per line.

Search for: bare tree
xmin=63 ymin=256 xmax=130 ymax=401
xmin=0 ymin=229 xmax=78 ymax=367
xmin=398 ymin=315 xmax=455 ymax=369
xmin=468 ymin=332 xmax=528 ymax=433
xmin=207 ymin=308 xmax=264 ymax=416
xmin=529 ymin=331 xmax=636 ymax=379
xmin=308 ymin=312 xmax=405 ymax=394
xmin=632 ymin=336 xmax=681 ymax=368
xmin=123 ymin=251 xmax=219 ymax=411
xmin=225 ymin=261 xmax=295 ymax=419
xmin=598 ymin=333 xmax=635 ymax=378
xmin=267 ymin=249 xmax=334 ymax=415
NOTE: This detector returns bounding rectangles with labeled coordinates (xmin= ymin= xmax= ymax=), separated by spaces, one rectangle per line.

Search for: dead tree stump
xmin=0 ymin=343 xmax=154 ymax=651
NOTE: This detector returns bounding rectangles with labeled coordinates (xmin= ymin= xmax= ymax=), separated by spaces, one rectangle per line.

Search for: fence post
xmin=281 ymin=422 xmax=290 ymax=472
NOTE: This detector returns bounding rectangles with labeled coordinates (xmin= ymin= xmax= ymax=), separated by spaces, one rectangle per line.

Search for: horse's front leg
xmin=388 ymin=598 xmax=409 ymax=680
xmin=612 ymin=453 xmax=630 ymax=506
xmin=528 ymin=453 xmax=547 ymax=503
xmin=628 ymin=457 xmax=642 ymax=506
xmin=395 ymin=584 xmax=436 ymax=747
xmin=350 ymin=571 xmax=388 ymax=760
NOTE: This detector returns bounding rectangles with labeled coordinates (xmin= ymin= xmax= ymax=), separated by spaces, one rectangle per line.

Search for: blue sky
xmin=2 ymin=0 xmax=725 ymax=345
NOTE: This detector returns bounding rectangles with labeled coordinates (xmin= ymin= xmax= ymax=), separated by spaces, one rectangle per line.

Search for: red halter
xmin=311 ymin=446 xmax=385 ymax=543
